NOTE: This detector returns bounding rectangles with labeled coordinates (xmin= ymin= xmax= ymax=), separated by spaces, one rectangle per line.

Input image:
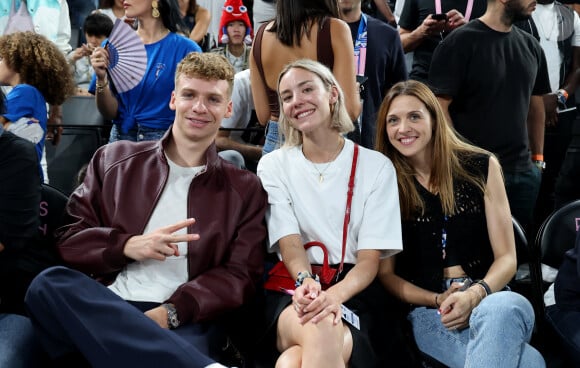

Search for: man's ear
xmin=169 ymin=90 xmax=176 ymax=111
xmin=224 ymin=99 xmax=233 ymax=118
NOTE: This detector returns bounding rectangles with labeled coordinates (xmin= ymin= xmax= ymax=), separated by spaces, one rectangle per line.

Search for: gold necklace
xmin=303 ymin=138 xmax=344 ymax=183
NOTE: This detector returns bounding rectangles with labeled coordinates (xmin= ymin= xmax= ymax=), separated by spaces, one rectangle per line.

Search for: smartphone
xmin=431 ymin=13 xmax=448 ymax=21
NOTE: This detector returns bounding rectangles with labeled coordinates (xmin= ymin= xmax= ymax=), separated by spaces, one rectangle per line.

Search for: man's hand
xmin=419 ymin=15 xmax=447 ymax=37
xmin=123 ymin=218 xmax=199 ymax=261
xmin=543 ymin=93 xmax=558 ymax=127
xmin=144 ymin=305 xmax=169 ymax=329
xmin=0 ymin=242 xmax=4 ymax=252
xmin=445 ymin=9 xmax=467 ymax=31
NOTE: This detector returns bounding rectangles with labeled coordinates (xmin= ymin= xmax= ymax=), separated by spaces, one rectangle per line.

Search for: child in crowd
xmin=0 ymin=32 xmax=75 ymax=182
xmin=68 ymin=12 xmax=114 ymax=94
xmin=211 ymin=0 xmax=252 ymax=73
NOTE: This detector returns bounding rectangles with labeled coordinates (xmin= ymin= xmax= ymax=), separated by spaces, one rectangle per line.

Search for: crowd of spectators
xmin=1 ymin=0 xmax=580 ymax=367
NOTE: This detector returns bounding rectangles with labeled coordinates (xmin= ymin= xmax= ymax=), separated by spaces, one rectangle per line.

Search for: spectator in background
xmin=250 ymin=0 xmax=361 ymax=155
xmin=211 ymin=0 xmax=253 ymax=73
xmin=178 ymin=0 xmax=211 ymax=50
xmin=68 ymin=12 xmax=114 ymax=93
xmin=364 ymin=0 xmax=397 ymax=27
xmin=216 ymin=69 xmax=262 ymax=171
xmin=89 ymin=0 xmax=200 ymax=143
xmin=527 ymin=0 xmax=580 ymax=222
xmin=339 ymin=0 xmax=408 ymax=148
xmin=0 ymin=32 xmax=76 ymax=183
xmin=98 ymin=0 xmax=127 ymax=22
xmin=68 ymin=0 xmax=97 ymax=33
xmin=429 ymin=0 xmax=551 ymax=234
xmin=0 ymin=0 xmax=72 ymax=147
xmin=253 ymin=0 xmax=276 ymax=31
xmin=398 ymin=0 xmax=487 ymax=84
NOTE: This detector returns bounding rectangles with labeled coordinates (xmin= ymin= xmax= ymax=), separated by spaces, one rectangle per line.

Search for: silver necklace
xmin=536 ymin=11 xmax=557 ymax=41
xmin=303 ymin=138 xmax=344 ymax=183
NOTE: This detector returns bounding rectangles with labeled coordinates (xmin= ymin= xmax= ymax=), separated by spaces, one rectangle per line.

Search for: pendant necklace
xmin=536 ymin=12 xmax=557 ymax=41
xmin=304 ymin=138 xmax=344 ymax=183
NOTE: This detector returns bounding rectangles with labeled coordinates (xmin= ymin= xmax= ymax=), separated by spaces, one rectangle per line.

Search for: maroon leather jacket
xmin=56 ymin=132 xmax=268 ymax=324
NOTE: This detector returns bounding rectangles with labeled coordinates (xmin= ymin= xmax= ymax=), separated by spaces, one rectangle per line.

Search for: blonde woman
xmin=258 ymin=59 xmax=402 ymax=368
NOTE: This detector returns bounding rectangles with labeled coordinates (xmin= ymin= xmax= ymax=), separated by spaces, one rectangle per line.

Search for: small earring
xmin=152 ymin=0 xmax=160 ymax=18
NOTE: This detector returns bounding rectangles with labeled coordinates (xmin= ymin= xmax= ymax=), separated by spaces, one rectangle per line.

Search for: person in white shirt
xmin=257 ymin=59 xmax=402 ymax=368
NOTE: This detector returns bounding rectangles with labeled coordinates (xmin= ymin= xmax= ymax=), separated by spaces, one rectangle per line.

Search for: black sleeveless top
xmin=396 ymin=153 xmax=495 ymax=293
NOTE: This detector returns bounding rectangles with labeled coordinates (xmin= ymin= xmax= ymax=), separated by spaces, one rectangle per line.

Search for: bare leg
xmin=276 ymin=305 xmax=352 ymax=368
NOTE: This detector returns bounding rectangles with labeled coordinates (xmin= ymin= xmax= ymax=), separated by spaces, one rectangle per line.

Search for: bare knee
xmin=276 ymin=345 xmax=301 ymax=368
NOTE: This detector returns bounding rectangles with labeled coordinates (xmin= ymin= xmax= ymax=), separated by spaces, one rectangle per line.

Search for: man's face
xmin=339 ymin=0 xmax=361 ymax=14
xmin=85 ymin=35 xmax=107 ymax=50
xmin=170 ymin=74 xmax=233 ymax=145
xmin=226 ymin=21 xmax=247 ymax=46
xmin=504 ymin=0 xmax=537 ymax=22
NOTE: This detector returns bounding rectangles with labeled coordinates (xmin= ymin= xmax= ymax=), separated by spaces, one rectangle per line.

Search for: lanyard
xmin=353 ymin=13 xmax=368 ymax=76
xmin=435 ymin=0 xmax=475 ymax=22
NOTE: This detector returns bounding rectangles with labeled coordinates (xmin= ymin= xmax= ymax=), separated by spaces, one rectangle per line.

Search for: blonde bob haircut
xmin=375 ymin=80 xmax=491 ymax=220
xmin=277 ymin=59 xmax=354 ymax=147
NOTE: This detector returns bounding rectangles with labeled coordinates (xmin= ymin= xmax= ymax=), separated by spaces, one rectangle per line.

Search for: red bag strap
xmin=304 ymin=241 xmax=331 ymax=268
xmin=337 ymin=144 xmax=359 ymax=278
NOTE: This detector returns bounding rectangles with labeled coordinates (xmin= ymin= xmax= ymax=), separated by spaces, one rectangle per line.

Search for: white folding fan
xmin=105 ymin=19 xmax=147 ymax=93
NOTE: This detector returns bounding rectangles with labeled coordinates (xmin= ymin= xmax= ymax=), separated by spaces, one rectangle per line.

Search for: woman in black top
xmin=375 ymin=80 xmax=545 ymax=368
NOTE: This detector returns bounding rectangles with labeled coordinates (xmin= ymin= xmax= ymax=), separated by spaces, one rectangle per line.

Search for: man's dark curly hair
xmin=0 ymin=32 xmax=75 ymax=105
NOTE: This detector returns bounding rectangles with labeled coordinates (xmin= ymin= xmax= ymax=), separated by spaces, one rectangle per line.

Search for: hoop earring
xmin=152 ymin=0 xmax=160 ymax=18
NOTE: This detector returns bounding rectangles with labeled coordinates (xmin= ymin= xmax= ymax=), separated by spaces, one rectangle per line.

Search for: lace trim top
xmin=396 ymin=153 xmax=495 ymax=293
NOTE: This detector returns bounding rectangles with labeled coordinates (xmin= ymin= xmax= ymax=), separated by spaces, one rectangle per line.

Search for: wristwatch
xmin=557 ymin=89 xmax=569 ymax=109
xmin=162 ymin=303 xmax=180 ymax=329
xmin=533 ymin=160 xmax=546 ymax=171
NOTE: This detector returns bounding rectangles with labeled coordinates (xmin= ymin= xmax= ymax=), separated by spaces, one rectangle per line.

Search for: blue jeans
xmin=503 ymin=166 xmax=542 ymax=233
xmin=262 ymin=120 xmax=284 ymax=156
xmin=0 ymin=314 xmax=45 ymax=368
xmin=108 ymin=124 xmax=168 ymax=143
xmin=409 ymin=291 xmax=545 ymax=368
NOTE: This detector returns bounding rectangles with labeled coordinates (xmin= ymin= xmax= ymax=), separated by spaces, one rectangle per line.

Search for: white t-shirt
xmin=257 ymin=139 xmax=403 ymax=264
xmin=108 ymin=157 xmax=204 ymax=302
xmin=220 ymin=69 xmax=253 ymax=143
xmin=532 ymin=3 xmax=580 ymax=92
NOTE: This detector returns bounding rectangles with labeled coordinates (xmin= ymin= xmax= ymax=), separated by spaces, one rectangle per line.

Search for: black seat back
xmin=538 ymin=199 xmax=580 ymax=269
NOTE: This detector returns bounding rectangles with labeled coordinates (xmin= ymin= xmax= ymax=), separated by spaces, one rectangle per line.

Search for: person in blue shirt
xmin=89 ymin=0 xmax=201 ymax=142
xmin=0 ymin=31 xmax=75 ymax=182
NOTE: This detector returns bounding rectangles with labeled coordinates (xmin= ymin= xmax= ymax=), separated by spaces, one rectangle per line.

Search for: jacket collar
xmin=157 ymin=126 xmax=221 ymax=171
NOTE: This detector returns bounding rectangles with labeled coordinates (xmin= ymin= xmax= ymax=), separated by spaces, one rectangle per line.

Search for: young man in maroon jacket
xmin=25 ymin=52 xmax=268 ymax=368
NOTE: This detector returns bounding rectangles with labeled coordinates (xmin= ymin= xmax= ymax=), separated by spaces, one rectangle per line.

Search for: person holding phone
xmin=398 ymin=0 xmax=487 ymax=84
